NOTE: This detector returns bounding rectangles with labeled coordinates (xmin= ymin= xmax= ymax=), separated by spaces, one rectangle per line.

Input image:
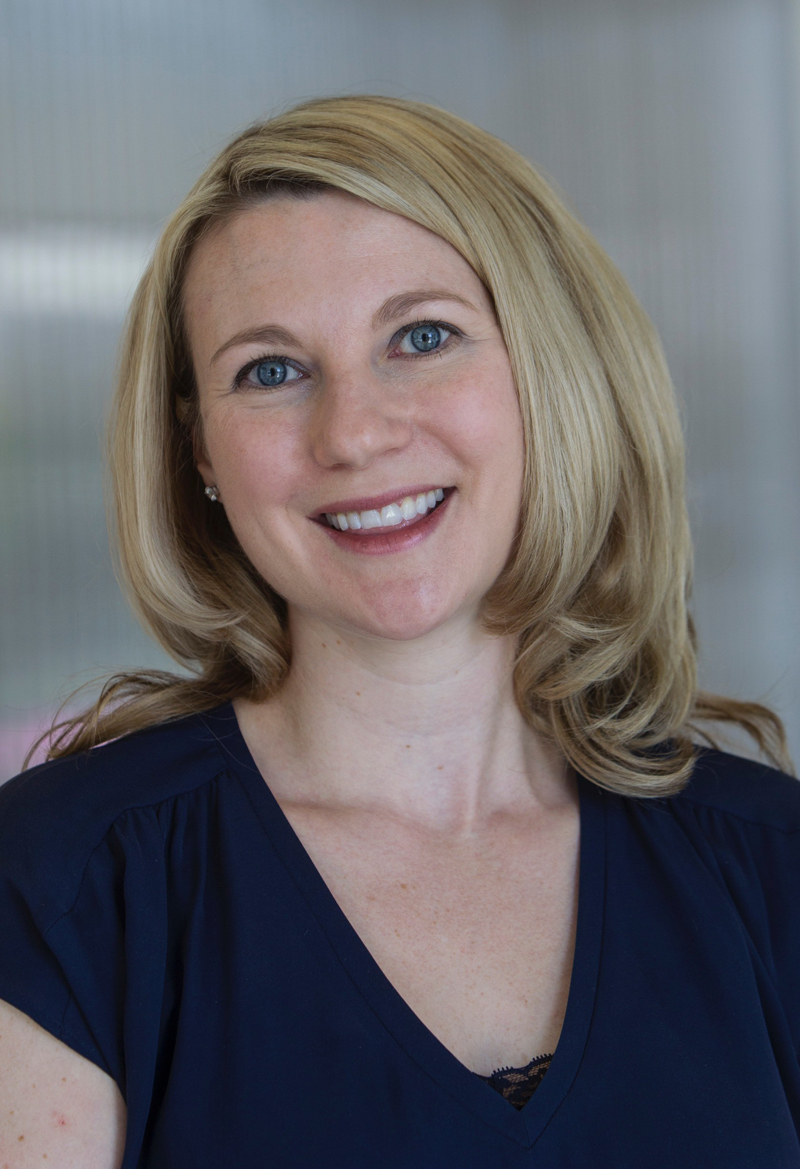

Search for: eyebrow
xmin=211 ymin=324 xmax=301 ymax=367
xmin=370 ymin=289 xmax=478 ymax=328
xmin=209 ymin=289 xmax=478 ymax=367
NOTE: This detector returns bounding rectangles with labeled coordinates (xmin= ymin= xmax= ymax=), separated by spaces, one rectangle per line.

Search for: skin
xmin=0 ymin=1000 xmax=125 ymax=1168
xmin=191 ymin=193 xmax=581 ymax=1075
xmin=0 ymin=192 xmax=580 ymax=1165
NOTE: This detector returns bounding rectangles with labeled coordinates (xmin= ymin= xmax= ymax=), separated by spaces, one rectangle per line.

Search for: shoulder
xmin=662 ymin=748 xmax=800 ymax=1040
xmin=0 ymin=704 xmax=236 ymax=922
xmin=0 ymin=704 xmax=233 ymax=828
xmin=669 ymin=747 xmax=800 ymax=832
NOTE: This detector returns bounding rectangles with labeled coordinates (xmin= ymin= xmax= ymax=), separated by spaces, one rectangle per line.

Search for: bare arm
xmin=0 ymin=999 xmax=126 ymax=1168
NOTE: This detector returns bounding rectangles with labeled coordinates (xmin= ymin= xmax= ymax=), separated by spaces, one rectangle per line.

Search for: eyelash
xmin=389 ymin=318 xmax=461 ymax=355
xmin=233 ymin=355 xmax=301 ymax=389
xmin=232 ymin=318 xmax=462 ymax=389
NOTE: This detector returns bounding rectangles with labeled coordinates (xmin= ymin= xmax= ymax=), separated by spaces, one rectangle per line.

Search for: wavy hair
xmin=30 ymin=95 xmax=791 ymax=794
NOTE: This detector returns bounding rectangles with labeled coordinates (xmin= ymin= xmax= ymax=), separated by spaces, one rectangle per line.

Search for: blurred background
xmin=1 ymin=0 xmax=799 ymax=778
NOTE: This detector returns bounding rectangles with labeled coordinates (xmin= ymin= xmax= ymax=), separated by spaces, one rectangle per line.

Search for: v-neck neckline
xmin=202 ymin=702 xmax=607 ymax=1150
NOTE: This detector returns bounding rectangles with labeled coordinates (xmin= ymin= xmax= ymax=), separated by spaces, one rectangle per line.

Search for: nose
xmin=309 ymin=368 xmax=414 ymax=470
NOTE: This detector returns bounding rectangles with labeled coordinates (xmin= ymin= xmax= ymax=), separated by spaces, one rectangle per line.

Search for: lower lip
xmin=316 ymin=491 xmax=454 ymax=556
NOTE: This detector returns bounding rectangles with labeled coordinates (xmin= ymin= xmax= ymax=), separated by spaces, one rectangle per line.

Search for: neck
xmin=235 ymin=608 xmax=571 ymax=831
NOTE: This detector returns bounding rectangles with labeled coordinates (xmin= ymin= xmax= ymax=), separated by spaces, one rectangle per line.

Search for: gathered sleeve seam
xmin=671 ymin=793 xmax=800 ymax=835
xmin=39 ymin=766 xmax=229 ymax=939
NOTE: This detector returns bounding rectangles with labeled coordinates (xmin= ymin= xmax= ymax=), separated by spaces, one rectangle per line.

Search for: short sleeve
xmin=0 ymin=768 xmax=170 ymax=1100
xmin=670 ymin=756 xmax=800 ymax=1055
xmin=0 ymin=860 xmax=88 ymax=1057
xmin=695 ymin=810 xmax=800 ymax=1051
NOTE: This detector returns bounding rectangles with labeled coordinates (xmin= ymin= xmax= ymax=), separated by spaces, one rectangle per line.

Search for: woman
xmin=0 ymin=95 xmax=797 ymax=1168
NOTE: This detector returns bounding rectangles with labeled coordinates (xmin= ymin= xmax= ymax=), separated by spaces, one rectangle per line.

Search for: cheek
xmin=204 ymin=409 xmax=305 ymax=510
xmin=432 ymin=367 xmax=524 ymax=488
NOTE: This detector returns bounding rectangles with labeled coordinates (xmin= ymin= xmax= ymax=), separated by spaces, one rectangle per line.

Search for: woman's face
xmin=185 ymin=192 xmax=525 ymax=642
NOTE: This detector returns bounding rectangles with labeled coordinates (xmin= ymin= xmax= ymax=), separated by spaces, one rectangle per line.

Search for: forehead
xmin=182 ymin=192 xmax=485 ymax=329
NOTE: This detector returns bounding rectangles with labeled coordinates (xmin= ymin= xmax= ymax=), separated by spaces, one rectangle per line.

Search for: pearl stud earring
xmin=204 ymin=485 xmax=220 ymax=502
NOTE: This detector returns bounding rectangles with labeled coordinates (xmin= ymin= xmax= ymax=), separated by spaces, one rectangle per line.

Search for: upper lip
xmin=311 ymin=484 xmax=451 ymax=519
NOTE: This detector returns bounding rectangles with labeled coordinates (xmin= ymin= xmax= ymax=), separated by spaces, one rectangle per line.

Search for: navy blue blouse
xmin=1 ymin=703 xmax=800 ymax=1167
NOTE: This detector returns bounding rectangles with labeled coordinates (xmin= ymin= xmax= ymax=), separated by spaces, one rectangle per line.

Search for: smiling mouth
xmin=320 ymin=487 xmax=449 ymax=533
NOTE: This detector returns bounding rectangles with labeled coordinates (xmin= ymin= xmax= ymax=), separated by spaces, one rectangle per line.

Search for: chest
xmin=141 ymin=754 xmax=800 ymax=1165
xmin=279 ymin=802 xmax=580 ymax=1074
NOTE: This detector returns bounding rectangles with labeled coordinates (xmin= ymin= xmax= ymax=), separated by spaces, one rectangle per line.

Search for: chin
xmin=339 ymin=579 xmax=475 ymax=643
xmin=357 ymin=613 xmax=452 ymax=643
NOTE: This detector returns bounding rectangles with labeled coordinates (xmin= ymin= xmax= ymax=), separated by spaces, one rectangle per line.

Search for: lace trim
xmin=477 ymin=1052 xmax=553 ymax=1110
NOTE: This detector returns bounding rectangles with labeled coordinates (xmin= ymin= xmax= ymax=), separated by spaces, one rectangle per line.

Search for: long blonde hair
xmin=31 ymin=95 xmax=791 ymax=794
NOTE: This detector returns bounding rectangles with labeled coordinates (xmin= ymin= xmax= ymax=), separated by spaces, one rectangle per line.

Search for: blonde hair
xmin=32 ymin=95 xmax=791 ymax=794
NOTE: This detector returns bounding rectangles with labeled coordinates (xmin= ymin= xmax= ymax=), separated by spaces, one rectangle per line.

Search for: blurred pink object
xmin=0 ymin=714 xmax=53 ymax=784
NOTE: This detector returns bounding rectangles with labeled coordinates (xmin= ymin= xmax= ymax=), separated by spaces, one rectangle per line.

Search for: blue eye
xmin=395 ymin=322 xmax=454 ymax=356
xmin=410 ymin=324 xmax=441 ymax=352
xmin=235 ymin=356 xmax=303 ymax=391
xmin=255 ymin=360 xmax=288 ymax=386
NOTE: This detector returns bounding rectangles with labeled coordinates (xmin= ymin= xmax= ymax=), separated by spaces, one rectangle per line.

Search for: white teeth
xmin=381 ymin=503 xmax=403 ymax=526
xmin=324 ymin=490 xmax=448 ymax=532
